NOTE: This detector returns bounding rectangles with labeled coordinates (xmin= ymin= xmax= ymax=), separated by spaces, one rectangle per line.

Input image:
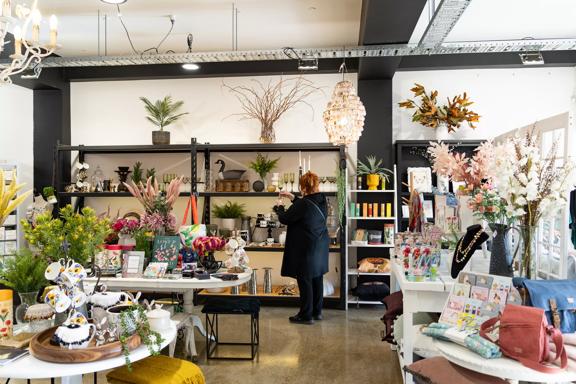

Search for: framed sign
xmin=151 ymin=236 xmax=181 ymax=270
xmin=407 ymin=167 xmax=432 ymax=193
xmin=122 ymin=251 xmax=145 ymax=278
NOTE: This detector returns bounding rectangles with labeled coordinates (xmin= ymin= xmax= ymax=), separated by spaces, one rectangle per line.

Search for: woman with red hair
xmin=274 ymin=171 xmax=329 ymax=324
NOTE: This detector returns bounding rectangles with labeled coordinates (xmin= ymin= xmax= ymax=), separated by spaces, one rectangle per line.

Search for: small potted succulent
xmin=140 ymin=96 xmax=189 ymax=145
xmin=212 ymin=201 xmax=246 ymax=232
xmin=42 ymin=186 xmax=57 ymax=204
xmin=249 ymin=153 xmax=279 ymax=192
xmin=357 ymin=155 xmax=393 ymax=190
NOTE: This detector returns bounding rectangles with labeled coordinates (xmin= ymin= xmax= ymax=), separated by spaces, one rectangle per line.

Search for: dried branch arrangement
xmin=223 ymin=77 xmax=321 ymax=143
xmin=399 ymin=83 xmax=480 ymax=132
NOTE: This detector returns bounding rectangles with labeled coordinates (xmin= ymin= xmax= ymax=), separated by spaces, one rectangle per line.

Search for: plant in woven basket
xmin=119 ymin=304 xmax=163 ymax=371
xmin=224 ymin=77 xmax=321 ymax=143
xmin=249 ymin=153 xmax=280 ymax=181
xmin=399 ymin=83 xmax=480 ymax=132
xmin=140 ymin=96 xmax=188 ymax=132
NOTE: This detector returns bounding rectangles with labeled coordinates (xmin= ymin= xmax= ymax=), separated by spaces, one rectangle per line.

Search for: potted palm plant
xmin=140 ymin=96 xmax=189 ymax=145
xmin=357 ymin=155 xmax=393 ymax=190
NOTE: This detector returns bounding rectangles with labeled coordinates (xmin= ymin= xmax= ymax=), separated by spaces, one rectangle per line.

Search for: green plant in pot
xmin=131 ymin=162 xmax=144 ymax=184
xmin=117 ymin=304 xmax=163 ymax=371
xmin=0 ymin=249 xmax=48 ymax=323
xmin=212 ymin=201 xmax=246 ymax=232
xmin=357 ymin=155 xmax=393 ymax=191
xmin=140 ymin=96 xmax=189 ymax=145
xmin=249 ymin=153 xmax=279 ymax=192
xmin=21 ymin=205 xmax=111 ymax=267
xmin=42 ymin=186 xmax=57 ymax=205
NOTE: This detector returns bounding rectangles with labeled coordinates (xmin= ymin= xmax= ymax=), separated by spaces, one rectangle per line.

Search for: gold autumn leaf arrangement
xmin=399 ymin=83 xmax=480 ymax=133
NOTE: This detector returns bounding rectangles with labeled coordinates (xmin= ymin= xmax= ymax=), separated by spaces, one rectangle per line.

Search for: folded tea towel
xmin=422 ymin=323 xmax=501 ymax=359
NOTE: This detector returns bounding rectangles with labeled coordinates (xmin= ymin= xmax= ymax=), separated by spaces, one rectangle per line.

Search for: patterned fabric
xmin=422 ymin=322 xmax=502 ymax=359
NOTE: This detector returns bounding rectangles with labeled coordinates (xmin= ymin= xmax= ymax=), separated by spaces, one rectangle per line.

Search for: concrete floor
xmin=6 ymin=306 xmax=403 ymax=384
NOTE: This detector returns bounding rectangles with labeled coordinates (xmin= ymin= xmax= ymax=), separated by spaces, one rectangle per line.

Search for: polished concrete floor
xmin=6 ymin=306 xmax=403 ymax=384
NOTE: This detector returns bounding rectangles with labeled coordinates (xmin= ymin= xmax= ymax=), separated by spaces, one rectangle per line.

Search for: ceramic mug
xmin=44 ymin=288 xmax=71 ymax=313
xmin=88 ymin=288 xmax=135 ymax=310
xmin=66 ymin=262 xmax=87 ymax=280
xmin=54 ymin=323 xmax=96 ymax=349
xmin=64 ymin=311 xmax=89 ymax=326
xmin=59 ymin=271 xmax=80 ymax=288
xmin=45 ymin=259 xmax=73 ymax=281
xmin=72 ymin=288 xmax=87 ymax=308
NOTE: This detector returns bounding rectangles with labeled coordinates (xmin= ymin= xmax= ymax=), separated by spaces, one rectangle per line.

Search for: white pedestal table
xmin=0 ymin=322 xmax=177 ymax=384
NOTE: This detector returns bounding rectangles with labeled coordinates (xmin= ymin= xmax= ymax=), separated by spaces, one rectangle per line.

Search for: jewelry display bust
xmin=451 ymin=224 xmax=489 ymax=278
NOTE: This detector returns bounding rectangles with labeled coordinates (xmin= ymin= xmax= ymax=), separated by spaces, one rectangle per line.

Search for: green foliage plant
xmin=357 ymin=155 xmax=394 ymax=182
xmin=0 ymin=249 xmax=47 ymax=293
xmin=212 ymin=201 xmax=246 ymax=219
xmin=140 ymin=96 xmax=189 ymax=131
xmin=249 ymin=153 xmax=280 ymax=180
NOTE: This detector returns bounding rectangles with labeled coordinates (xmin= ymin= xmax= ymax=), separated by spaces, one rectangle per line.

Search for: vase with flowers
xmin=112 ymin=217 xmax=140 ymax=246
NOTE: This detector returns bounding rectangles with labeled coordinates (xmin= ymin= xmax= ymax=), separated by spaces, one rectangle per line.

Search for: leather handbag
xmin=523 ymin=279 xmax=576 ymax=333
xmin=480 ymin=304 xmax=567 ymax=373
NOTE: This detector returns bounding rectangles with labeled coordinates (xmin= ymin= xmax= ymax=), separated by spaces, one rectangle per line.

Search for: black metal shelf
xmin=59 ymin=192 xmax=193 ymax=198
xmin=60 ymin=191 xmax=337 ymax=198
xmin=57 ymin=143 xmax=341 ymax=155
xmin=244 ymin=245 xmax=341 ymax=253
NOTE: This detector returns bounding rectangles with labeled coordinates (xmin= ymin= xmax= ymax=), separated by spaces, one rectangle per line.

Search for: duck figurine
xmin=215 ymin=159 xmax=246 ymax=180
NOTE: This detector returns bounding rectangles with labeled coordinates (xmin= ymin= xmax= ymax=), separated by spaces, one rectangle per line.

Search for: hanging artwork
xmin=407 ymin=167 xmax=432 ymax=193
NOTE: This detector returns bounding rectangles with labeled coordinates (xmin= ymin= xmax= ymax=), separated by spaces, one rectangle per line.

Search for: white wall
xmin=0 ymin=84 xmax=34 ymax=243
xmin=71 ymin=74 xmax=355 ymax=287
xmin=393 ymin=67 xmax=576 ymax=141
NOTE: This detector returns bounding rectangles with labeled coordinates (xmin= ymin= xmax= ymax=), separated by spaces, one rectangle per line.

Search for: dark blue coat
xmin=275 ymin=193 xmax=329 ymax=279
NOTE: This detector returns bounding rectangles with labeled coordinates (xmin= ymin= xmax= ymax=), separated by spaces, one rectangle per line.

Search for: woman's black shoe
xmin=313 ymin=314 xmax=323 ymax=321
xmin=289 ymin=315 xmax=314 ymax=324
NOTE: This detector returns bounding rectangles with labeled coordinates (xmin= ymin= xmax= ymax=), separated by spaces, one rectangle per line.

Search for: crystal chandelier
xmin=323 ymin=63 xmax=366 ymax=146
xmin=0 ymin=0 xmax=58 ymax=84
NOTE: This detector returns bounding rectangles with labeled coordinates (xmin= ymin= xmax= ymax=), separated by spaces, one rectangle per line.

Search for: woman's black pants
xmin=297 ymin=275 xmax=323 ymax=319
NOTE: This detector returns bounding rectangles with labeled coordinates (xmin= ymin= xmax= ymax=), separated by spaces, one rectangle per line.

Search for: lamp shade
xmin=323 ymin=80 xmax=366 ymax=146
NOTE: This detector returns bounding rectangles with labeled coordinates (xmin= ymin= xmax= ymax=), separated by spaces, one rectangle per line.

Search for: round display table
xmin=435 ymin=339 xmax=576 ymax=384
xmin=0 ymin=322 xmax=177 ymax=384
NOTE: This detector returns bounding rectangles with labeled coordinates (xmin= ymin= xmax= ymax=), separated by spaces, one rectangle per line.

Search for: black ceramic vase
xmin=489 ymin=223 xmax=514 ymax=277
xmin=252 ymin=180 xmax=265 ymax=192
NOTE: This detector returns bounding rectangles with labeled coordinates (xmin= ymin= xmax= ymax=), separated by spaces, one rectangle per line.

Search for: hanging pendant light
xmin=323 ymin=62 xmax=366 ymax=146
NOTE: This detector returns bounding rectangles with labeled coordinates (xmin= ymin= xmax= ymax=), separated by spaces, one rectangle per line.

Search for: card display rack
xmin=0 ymin=163 xmax=20 ymax=263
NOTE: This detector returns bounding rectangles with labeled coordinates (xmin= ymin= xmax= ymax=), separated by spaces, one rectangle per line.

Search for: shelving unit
xmin=394 ymin=140 xmax=482 ymax=232
xmin=0 ymin=163 xmax=20 ymax=263
xmin=345 ymin=165 xmax=398 ymax=308
xmin=54 ymin=140 xmax=348 ymax=309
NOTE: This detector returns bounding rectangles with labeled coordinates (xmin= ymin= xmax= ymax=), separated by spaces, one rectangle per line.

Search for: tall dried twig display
xmin=223 ymin=77 xmax=321 ymax=143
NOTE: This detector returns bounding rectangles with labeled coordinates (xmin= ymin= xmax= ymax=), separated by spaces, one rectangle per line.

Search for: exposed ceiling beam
xmin=7 ymin=38 xmax=568 ymax=70
xmin=419 ymin=0 xmax=472 ymax=48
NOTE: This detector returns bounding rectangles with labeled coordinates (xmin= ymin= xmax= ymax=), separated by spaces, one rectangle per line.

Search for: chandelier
xmin=322 ymin=63 xmax=366 ymax=146
xmin=0 ymin=0 xmax=58 ymax=84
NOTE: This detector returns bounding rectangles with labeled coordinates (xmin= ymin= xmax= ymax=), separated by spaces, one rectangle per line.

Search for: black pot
xmin=152 ymin=130 xmax=170 ymax=145
xmin=252 ymin=180 xmax=265 ymax=192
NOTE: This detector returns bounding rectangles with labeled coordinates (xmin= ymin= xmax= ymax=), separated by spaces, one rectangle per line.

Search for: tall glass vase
xmin=15 ymin=292 xmax=37 ymax=324
xmin=517 ymin=225 xmax=538 ymax=280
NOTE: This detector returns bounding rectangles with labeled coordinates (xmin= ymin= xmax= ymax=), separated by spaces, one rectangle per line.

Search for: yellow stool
xmin=106 ymin=355 xmax=205 ymax=384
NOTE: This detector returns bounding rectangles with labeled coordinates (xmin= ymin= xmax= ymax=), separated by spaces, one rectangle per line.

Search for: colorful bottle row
xmin=350 ymin=202 xmax=393 ymax=218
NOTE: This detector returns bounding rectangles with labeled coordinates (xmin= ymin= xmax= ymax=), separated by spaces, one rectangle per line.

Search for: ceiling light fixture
xmin=519 ymin=51 xmax=544 ymax=65
xmin=182 ymin=63 xmax=200 ymax=70
xmin=101 ymin=0 xmax=128 ymax=4
xmin=323 ymin=61 xmax=365 ymax=146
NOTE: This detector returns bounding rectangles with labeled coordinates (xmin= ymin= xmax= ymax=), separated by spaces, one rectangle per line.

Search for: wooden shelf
xmin=348 ymin=190 xmax=395 ymax=193
xmin=348 ymin=244 xmax=394 ymax=248
xmin=347 ymin=295 xmax=384 ymax=305
xmin=198 ymin=285 xmax=340 ymax=299
xmin=244 ymin=245 xmax=341 ymax=252
xmin=347 ymin=268 xmax=390 ymax=276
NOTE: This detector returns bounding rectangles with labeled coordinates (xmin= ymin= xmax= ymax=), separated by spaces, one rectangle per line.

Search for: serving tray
xmin=29 ymin=326 xmax=141 ymax=363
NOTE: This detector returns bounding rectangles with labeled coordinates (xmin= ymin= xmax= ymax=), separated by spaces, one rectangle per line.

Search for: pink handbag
xmin=480 ymin=304 xmax=567 ymax=373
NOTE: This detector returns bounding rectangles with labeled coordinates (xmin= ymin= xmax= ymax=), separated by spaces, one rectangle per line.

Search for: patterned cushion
xmin=107 ymin=355 xmax=205 ymax=384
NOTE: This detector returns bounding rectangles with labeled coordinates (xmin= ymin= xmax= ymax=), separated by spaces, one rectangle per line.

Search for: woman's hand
xmin=279 ymin=191 xmax=295 ymax=202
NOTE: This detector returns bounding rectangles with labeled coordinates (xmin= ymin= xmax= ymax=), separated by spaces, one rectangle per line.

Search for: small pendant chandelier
xmin=0 ymin=0 xmax=59 ymax=85
xmin=323 ymin=62 xmax=366 ymax=146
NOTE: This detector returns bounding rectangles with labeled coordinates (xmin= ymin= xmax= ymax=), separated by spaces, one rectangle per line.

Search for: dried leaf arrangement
xmin=399 ymin=83 xmax=480 ymax=132
xmin=224 ymin=77 xmax=321 ymax=143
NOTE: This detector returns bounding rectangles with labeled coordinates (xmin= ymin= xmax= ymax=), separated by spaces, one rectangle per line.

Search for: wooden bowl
xmin=29 ymin=326 xmax=141 ymax=363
